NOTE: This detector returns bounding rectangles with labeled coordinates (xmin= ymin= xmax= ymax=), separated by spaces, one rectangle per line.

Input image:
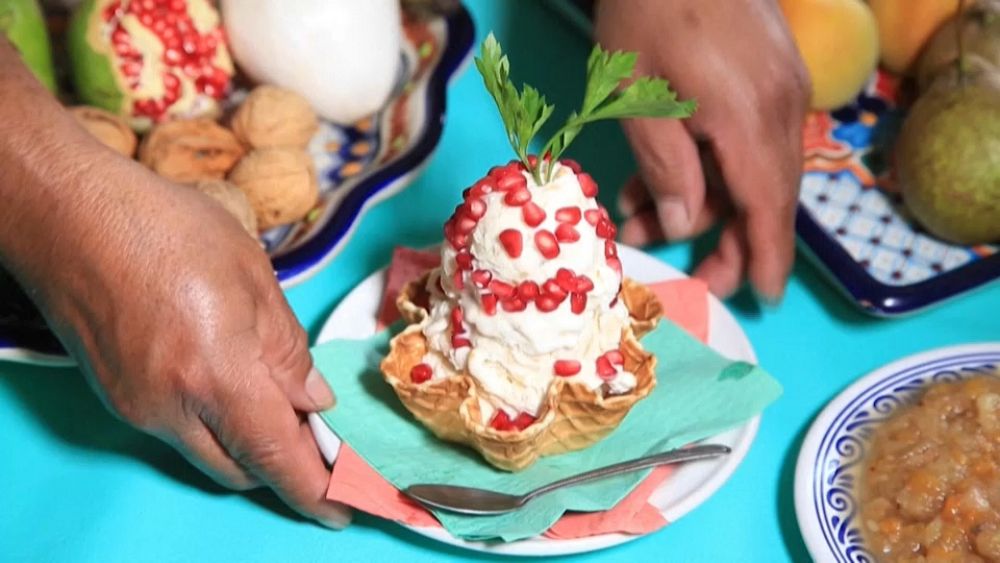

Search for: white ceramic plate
xmin=794 ymin=343 xmax=1000 ymax=562
xmin=308 ymin=245 xmax=761 ymax=556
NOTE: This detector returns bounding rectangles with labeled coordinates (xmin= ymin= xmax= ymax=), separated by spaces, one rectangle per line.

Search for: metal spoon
xmin=403 ymin=443 xmax=731 ymax=516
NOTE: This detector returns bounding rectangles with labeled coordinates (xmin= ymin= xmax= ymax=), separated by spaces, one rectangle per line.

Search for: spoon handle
xmin=524 ymin=444 xmax=731 ymax=502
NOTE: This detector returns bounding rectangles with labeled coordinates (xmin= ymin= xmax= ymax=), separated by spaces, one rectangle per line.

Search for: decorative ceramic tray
xmin=798 ymin=70 xmax=999 ymax=316
xmin=0 ymin=6 xmax=474 ymax=365
xmin=795 ymin=343 xmax=1000 ymax=562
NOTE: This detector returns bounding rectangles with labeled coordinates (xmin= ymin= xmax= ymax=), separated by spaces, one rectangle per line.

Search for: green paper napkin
xmin=313 ymin=319 xmax=782 ymax=542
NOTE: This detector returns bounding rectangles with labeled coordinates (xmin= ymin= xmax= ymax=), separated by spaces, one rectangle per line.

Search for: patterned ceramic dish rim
xmin=794 ymin=343 xmax=1000 ymax=563
xmin=0 ymin=7 xmax=475 ymax=364
xmin=273 ymin=6 xmax=474 ymax=286
xmin=797 ymin=205 xmax=1000 ymax=318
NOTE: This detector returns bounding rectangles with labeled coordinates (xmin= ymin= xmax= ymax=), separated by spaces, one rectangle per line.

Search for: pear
xmin=917 ymin=0 xmax=1000 ymax=92
xmin=896 ymin=77 xmax=1000 ymax=245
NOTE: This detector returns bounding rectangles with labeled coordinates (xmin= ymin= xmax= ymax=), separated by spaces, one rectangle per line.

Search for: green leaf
xmin=581 ymin=46 xmax=637 ymax=115
xmin=586 ymin=77 xmax=696 ymax=121
xmin=474 ymin=34 xmax=695 ymax=183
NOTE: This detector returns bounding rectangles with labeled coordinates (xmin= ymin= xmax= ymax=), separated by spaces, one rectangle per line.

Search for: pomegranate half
xmin=67 ymin=0 xmax=235 ymax=131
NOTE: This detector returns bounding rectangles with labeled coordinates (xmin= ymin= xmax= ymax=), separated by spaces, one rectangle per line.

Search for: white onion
xmin=221 ymin=0 xmax=401 ymax=124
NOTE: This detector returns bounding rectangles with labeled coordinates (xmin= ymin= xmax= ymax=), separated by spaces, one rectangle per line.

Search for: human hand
xmin=19 ymin=157 xmax=350 ymax=528
xmin=595 ymin=0 xmax=810 ymax=303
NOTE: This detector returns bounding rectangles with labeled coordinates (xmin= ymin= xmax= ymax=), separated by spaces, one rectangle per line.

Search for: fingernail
xmin=753 ymin=288 xmax=784 ymax=310
xmin=317 ymin=504 xmax=353 ymax=530
xmin=658 ymin=199 xmax=691 ymax=240
xmin=617 ymin=196 xmax=637 ymax=218
xmin=306 ymin=368 xmax=336 ymax=410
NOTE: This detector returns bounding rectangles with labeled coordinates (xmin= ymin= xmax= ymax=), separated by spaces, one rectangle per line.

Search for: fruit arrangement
xmin=779 ymin=0 xmax=999 ymax=246
xmin=380 ymin=35 xmax=694 ymax=470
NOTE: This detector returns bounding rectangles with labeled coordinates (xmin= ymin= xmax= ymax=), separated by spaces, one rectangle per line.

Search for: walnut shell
xmin=228 ymin=148 xmax=319 ymax=230
xmin=192 ymin=180 xmax=259 ymax=237
xmin=70 ymin=106 xmax=137 ymax=157
xmin=139 ymin=119 xmax=246 ymax=184
xmin=231 ymin=86 xmax=320 ymax=149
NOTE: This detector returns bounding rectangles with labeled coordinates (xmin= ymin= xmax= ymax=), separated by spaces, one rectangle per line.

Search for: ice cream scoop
xmin=414 ymin=160 xmax=637 ymax=428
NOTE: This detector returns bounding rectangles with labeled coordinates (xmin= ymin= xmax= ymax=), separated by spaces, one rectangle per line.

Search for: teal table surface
xmin=2 ymin=2 xmax=999 ymax=562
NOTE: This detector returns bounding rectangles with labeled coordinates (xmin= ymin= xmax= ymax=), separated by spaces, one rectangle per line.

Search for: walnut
xmin=228 ymin=148 xmax=319 ymax=230
xmin=70 ymin=106 xmax=137 ymax=157
xmin=139 ymin=119 xmax=245 ymax=184
xmin=192 ymin=180 xmax=259 ymax=237
xmin=231 ymin=86 xmax=320 ymax=149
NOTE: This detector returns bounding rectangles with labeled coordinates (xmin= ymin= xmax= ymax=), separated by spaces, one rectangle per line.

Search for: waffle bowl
xmin=381 ymin=271 xmax=663 ymax=471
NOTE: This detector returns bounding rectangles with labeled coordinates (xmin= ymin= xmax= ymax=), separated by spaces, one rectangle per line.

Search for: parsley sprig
xmin=474 ymin=33 xmax=696 ymax=184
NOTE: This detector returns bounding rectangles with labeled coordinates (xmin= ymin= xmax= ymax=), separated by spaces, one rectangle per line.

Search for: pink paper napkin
xmin=327 ymin=246 xmax=711 ymax=539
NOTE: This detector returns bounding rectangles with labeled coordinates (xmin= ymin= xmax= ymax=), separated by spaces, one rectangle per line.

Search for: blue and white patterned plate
xmin=0 ymin=7 xmax=474 ymax=366
xmin=794 ymin=343 xmax=1000 ymax=563
xmin=798 ymin=70 xmax=999 ymax=317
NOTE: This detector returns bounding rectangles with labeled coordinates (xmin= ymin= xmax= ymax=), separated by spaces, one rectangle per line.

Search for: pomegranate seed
xmin=455 ymin=251 xmax=473 ymax=271
xmin=555 ymin=206 xmax=581 ymax=225
xmin=555 ymin=268 xmax=576 ymax=292
xmin=517 ymin=281 xmax=539 ymax=300
xmin=560 ymin=159 xmax=582 ymax=173
xmin=490 ymin=411 xmax=514 ymax=431
xmin=471 ymin=269 xmax=492 ymax=288
xmin=522 ymin=202 xmax=546 ymax=227
xmin=449 ymin=232 xmax=469 ymax=250
xmin=410 ymin=363 xmax=433 ymax=384
xmin=536 ymin=296 xmax=560 ymax=312
xmin=497 ymin=173 xmax=527 ymax=193
xmin=542 ymin=280 xmax=567 ymax=300
xmin=599 ymin=206 xmax=611 ymax=221
xmin=570 ymin=292 xmax=587 ymax=314
xmin=504 ymin=186 xmax=531 ymax=206
xmin=465 ymin=198 xmax=487 ymax=220
xmin=164 ymin=72 xmax=180 ymax=91
xmin=555 ymin=223 xmax=580 ymax=243
xmin=584 ymin=209 xmax=601 ymax=225
xmin=481 ymin=293 xmax=498 ymax=315
xmin=606 ymin=350 xmax=626 ymax=365
xmin=553 ymin=360 xmax=582 ymax=376
xmin=605 ymin=240 xmax=618 ymax=258
xmin=443 ymin=219 xmax=455 ymax=240
xmin=512 ymin=413 xmax=536 ymax=431
xmin=451 ymin=307 xmax=464 ymax=331
xmin=607 ymin=257 xmax=623 ymax=277
xmin=452 ymin=269 xmax=465 ymax=290
xmin=498 ymin=229 xmax=523 ymax=258
xmin=452 ymin=335 xmax=471 ymax=348
xmin=489 ymin=280 xmax=515 ymax=298
xmin=455 ymin=215 xmax=476 ymax=235
xmin=535 ymin=230 xmax=560 ymax=259
xmin=469 ymin=178 xmax=496 ymax=198
xmin=578 ymin=173 xmax=598 ymax=198
xmin=123 ymin=60 xmax=142 ymax=76
xmin=489 ymin=162 xmax=521 ymax=181
xmin=501 ymin=297 xmax=527 ymax=312
xmin=526 ymin=155 xmax=539 ymax=168
xmin=596 ymin=219 xmax=616 ymax=239
xmin=573 ymin=275 xmax=595 ymax=293
xmin=596 ymin=356 xmax=617 ymax=378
